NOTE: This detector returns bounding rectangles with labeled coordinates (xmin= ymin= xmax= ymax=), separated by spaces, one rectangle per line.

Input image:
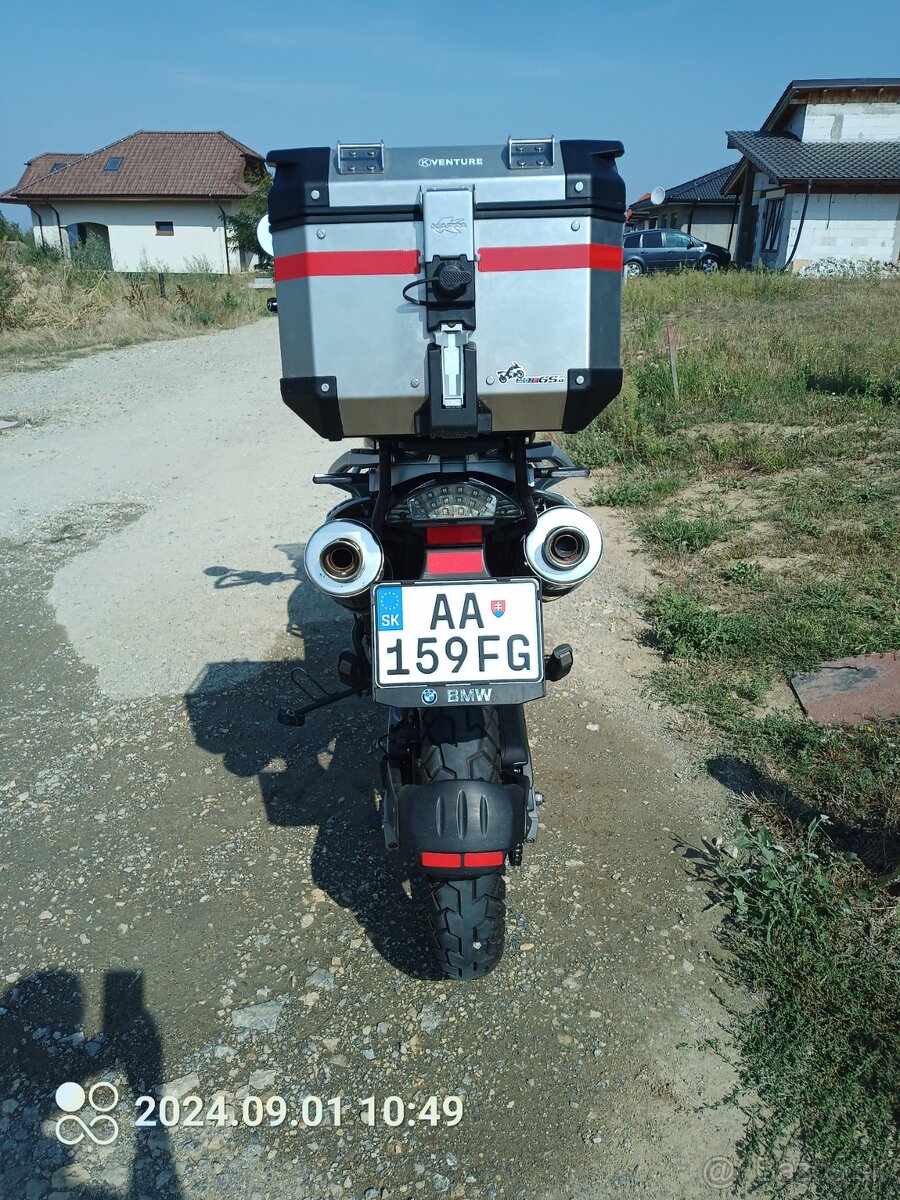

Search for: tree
xmin=225 ymin=169 xmax=273 ymax=269
xmin=0 ymin=212 xmax=26 ymax=242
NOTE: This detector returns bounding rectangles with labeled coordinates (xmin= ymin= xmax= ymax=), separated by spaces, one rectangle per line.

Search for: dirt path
xmin=0 ymin=323 xmax=743 ymax=1200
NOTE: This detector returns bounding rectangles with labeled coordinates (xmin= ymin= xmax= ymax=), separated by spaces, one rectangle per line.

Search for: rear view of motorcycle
xmin=267 ymin=138 xmax=625 ymax=979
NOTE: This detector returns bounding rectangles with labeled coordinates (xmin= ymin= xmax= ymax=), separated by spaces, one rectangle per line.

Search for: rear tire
xmin=418 ymin=707 xmax=506 ymax=979
xmin=426 ymin=874 xmax=506 ymax=980
xmin=623 ymin=259 xmax=643 ymax=279
xmin=418 ymin=706 xmax=501 ymax=785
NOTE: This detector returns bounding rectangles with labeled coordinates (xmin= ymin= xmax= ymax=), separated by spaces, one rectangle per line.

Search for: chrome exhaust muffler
xmin=524 ymin=502 xmax=603 ymax=595
xmin=304 ymin=519 xmax=384 ymax=608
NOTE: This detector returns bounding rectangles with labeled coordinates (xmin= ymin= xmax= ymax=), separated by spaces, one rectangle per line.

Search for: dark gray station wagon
xmin=622 ymin=229 xmax=731 ymax=277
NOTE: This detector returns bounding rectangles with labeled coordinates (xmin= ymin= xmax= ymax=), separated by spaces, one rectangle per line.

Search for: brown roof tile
xmin=2 ymin=131 xmax=265 ymax=203
xmin=15 ymin=153 xmax=86 ymax=190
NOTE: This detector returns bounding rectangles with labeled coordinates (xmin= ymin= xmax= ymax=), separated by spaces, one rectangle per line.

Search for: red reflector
xmin=463 ymin=851 xmax=505 ymax=867
xmin=421 ymin=852 xmax=462 ymax=868
xmin=425 ymin=524 xmax=483 ymax=546
xmin=425 ymin=548 xmax=486 ymax=575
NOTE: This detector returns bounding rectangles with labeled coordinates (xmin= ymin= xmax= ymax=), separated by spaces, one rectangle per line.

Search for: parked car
xmin=622 ymin=229 xmax=731 ymax=277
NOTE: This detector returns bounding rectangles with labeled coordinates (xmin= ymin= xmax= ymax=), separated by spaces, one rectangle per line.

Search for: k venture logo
xmin=418 ymin=157 xmax=484 ymax=168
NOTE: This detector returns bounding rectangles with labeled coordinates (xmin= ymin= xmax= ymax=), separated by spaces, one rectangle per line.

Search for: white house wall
xmin=30 ymin=199 xmax=242 ymax=272
xmin=783 ymin=191 xmax=900 ymax=268
xmin=686 ymin=204 xmax=739 ymax=251
xmin=633 ymin=204 xmax=738 ymax=251
xmin=799 ymin=101 xmax=900 ymax=143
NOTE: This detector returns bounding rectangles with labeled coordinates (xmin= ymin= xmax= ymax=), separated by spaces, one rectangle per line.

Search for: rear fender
xmin=397 ymin=779 xmax=526 ymax=876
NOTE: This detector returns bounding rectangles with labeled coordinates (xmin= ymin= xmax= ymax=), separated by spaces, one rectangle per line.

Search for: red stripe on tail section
xmin=425 ymin=525 xmax=484 ymax=546
xmin=424 ymin=548 xmax=486 ymax=576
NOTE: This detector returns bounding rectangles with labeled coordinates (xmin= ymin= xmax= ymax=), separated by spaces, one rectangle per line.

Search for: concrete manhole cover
xmin=0 ymin=416 xmax=24 ymax=430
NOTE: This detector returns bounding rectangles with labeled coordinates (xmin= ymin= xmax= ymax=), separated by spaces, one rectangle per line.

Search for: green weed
xmin=648 ymin=581 xmax=897 ymax=673
xmin=707 ymin=817 xmax=899 ymax=1199
xmin=721 ymin=560 xmax=763 ymax=586
xmin=636 ymin=508 xmax=738 ymax=552
xmin=592 ymin=468 xmax=687 ymax=507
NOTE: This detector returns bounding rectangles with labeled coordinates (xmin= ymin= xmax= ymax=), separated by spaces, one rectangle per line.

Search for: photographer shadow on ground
xmin=0 ymin=968 xmax=182 ymax=1199
xmin=187 ymin=547 xmax=441 ymax=979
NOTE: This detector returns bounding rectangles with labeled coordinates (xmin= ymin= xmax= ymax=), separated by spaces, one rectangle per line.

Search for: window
xmin=641 ymin=230 xmax=664 ymax=248
xmin=623 ymin=233 xmax=640 ymax=247
xmin=666 ymin=231 xmax=692 ymax=248
xmin=104 ymin=156 xmax=124 ymax=172
xmin=761 ymin=196 xmax=785 ymax=253
xmin=51 ymin=162 xmax=67 ymax=172
xmin=155 ymin=220 xmax=174 ymax=236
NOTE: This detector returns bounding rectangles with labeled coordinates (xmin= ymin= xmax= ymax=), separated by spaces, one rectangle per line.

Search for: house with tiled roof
xmin=724 ymin=78 xmax=900 ymax=269
xmin=1 ymin=131 xmax=266 ymax=272
xmin=627 ymin=165 xmax=740 ymax=252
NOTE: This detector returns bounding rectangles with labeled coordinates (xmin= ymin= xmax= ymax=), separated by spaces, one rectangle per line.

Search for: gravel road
xmin=1 ymin=322 xmax=744 ymax=1200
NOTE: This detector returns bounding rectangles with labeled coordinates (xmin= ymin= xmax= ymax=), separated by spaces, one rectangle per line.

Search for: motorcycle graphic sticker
xmin=497 ymin=362 xmax=525 ymax=384
xmin=496 ymin=361 xmax=565 ymax=385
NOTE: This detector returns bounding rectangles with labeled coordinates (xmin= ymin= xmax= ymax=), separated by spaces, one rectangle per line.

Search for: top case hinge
xmin=337 ymin=142 xmax=385 ymax=174
xmin=506 ymin=136 xmax=555 ymax=169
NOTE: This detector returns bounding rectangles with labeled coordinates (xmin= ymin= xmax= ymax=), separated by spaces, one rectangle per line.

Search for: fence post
xmin=158 ymin=272 xmax=166 ymax=299
xmin=666 ymin=323 xmax=679 ymax=402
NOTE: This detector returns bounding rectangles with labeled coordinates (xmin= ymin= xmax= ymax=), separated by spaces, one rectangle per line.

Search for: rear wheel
xmin=426 ymin=874 xmax=506 ymax=981
xmin=418 ymin=707 xmax=506 ymax=980
xmin=623 ymin=259 xmax=643 ymax=279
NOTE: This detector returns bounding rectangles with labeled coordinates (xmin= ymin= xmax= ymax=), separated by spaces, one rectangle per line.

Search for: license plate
xmin=372 ymin=579 xmax=543 ymax=688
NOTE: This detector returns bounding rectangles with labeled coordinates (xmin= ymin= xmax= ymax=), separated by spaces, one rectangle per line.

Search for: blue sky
xmin=2 ymin=0 xmax=898 ymax=230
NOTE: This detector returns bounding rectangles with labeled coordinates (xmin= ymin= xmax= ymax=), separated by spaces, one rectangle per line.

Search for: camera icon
xmin=55 ymin=1081 xmax=120 ymax=1146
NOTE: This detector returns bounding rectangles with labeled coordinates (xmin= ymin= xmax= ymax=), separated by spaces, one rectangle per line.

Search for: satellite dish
xmin=650 ymin=186 xmax=666 ymax=206
xmin=256 ymin=214 xmax=274 ymax=257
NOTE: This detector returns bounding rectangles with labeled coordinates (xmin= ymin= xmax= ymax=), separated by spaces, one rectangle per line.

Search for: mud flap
xmin=396 ymin=779 xmax=526 ymax=876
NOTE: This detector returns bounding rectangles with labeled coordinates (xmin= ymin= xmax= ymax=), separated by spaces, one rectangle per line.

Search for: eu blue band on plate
xmin=376 ymin=586 xmax=404 ymax=632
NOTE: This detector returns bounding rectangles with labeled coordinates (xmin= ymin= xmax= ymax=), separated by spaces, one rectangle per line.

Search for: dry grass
xmin=0 ymin=242 xmax=269 ymax=370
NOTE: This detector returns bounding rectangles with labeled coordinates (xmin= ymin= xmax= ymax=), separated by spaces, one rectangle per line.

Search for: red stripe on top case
xmin=274 ymin=249 xmax=421 ymax=281
xmin=476 ymin=244 xmax=623 ymax=272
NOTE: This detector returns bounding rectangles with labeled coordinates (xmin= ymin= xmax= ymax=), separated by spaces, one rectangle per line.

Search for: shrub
xmin=0 ymin=258 xmax=21 ymax=329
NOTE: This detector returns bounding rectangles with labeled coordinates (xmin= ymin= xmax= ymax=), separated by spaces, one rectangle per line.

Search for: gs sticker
xmin=497 ymin=361 xmax=564 ymax=385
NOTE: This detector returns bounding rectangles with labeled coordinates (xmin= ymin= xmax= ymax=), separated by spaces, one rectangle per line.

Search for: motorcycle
xmin=266 ymin=137 xmax=625 ymax=978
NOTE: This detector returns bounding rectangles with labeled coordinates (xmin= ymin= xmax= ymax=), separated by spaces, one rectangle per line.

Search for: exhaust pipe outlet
xmin=304 ymin=519 xmax=384 ymax=604
xmin=524 ymin=506 xmax=603 ymax=594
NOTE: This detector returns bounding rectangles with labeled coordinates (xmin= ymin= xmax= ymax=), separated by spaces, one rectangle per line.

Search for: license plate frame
xmin=371 ymin=578 xmax=545 ymax=708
